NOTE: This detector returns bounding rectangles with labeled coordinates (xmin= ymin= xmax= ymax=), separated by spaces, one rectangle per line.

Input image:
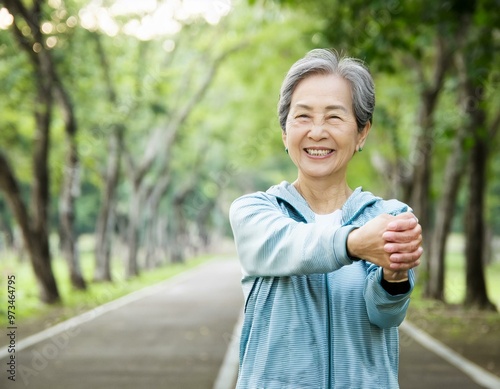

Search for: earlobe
xmin=357 ymin=122 xmax=371 ymax=151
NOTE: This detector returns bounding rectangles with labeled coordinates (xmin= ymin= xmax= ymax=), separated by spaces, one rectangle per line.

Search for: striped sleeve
xmin=229 ymin=193 xmax=357 ymax=277
xmin=363 ymin=265 xmax=415 ymax=328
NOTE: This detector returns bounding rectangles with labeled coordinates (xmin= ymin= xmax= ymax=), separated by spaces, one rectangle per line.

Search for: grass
xmin=443 ymin=233 xmax=500 ymax=308
xmin=0 ymin=237 xmax=215 ymax=329
xmin=409 ymin=232 xmax=500 ymax=310
xmin=443 ymin=252 xmax=500 ymax=307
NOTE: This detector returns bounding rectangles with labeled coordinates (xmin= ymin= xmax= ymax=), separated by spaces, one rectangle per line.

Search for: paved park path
xmin=1 ymin=257 xmax=498 ymax=389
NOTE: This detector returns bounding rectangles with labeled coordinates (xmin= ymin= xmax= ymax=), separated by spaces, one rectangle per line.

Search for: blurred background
xmin=0 ymin=0 xmax=498 ymax=328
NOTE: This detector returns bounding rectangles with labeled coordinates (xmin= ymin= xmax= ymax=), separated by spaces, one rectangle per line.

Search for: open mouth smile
xmin=304 ymin=148 xmax=334 ymax=156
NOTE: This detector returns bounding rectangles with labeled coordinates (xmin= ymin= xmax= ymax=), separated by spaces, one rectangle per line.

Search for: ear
xmin=282 ymin=130 xmax=287 ymax=149
xmin=357 ymin=121 xmax=371 ymax=150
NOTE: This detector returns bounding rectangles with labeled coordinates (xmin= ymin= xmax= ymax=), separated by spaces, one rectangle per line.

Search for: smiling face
xmin=282 ymin=73 xmax=370 ymax=182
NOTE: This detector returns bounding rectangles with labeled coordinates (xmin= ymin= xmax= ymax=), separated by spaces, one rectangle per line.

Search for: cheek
xmin=340 ymin=130 xmax=361 ymax=146
xmin=284 ymin=127 xmax=300 ymax=145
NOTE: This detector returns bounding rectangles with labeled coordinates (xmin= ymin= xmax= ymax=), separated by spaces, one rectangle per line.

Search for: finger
xmin=384 ymin=240 xmax=421 ymax=253
xmin=389 ymin=247 xmax=424 ymax=263
xmin=389 ymin=259 xmax=421 ymax=271
xmin=383 ymin=224 xmax=422 ymax=242
xmin=386 ymin=214 xmax=418 ymax=231
xmin=383 ymin=231 xmax=422 ymax=244
xmin=390 ymin=212 xmax=415 ymax=220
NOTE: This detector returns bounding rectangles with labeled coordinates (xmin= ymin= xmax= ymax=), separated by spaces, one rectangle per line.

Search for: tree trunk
xmin=171 ymin=199 xmax=187 ymax=264
xmin=410 ymin=36 xmax=452 ymax=228
xmin=409 ymin=96 xmax=434 ymax=239
xmin=31 ymin=72 xmax=60 ymax=303
xmin=59 ymin=141 xmax=85 ymax=290
xmin=94 ymin=127 xmax=123 ymax=281
xmin=196 ymin=199 xmax=215 ymax=251
xmin=404 ymin=36 xmax=454 ymax=296
xmin=144 ymin=217 xmax=157 ymax=270
xmin=412 ymin=93 xmax=438 ymax=298
xmin=6 ymin=0 xmax=84 ymax=293
xmin=0 ymin=202 xmax=14 ymax=250
xmin=144 ymin=172 xmax=172 ymax=269
xmin=425 ymin=24 xmax=475 ymax=300
xmin=426 ymin=125 xmax=467 ymax=300
xmin=52 ymin=62 xmax=85 ymax=290
xmin=0 ymin=152 xmax=60 ymax=303
xmin=4 ymin=0 xmax=61 ymax=304
xmin=93 ymin=33 xmax=124 ymax=282
xmin=125 ymin=185 xmax=142 ymax=277
xmin=464 ymin=131 xmax=496 ymax=311
xmin=455 ymin=25 xmax=497 ymax=311
xmin=157 ymin=217 xmax=170 ymax=264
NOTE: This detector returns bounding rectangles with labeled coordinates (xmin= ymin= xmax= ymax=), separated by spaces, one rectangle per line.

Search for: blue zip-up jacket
xmin=229 ymin=181 xmax=415 ymax=389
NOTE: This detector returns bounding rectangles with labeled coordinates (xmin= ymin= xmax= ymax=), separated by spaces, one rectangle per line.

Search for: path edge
xmin=401 ymin=320 xmax=500 ymax=389
xmin=213 ymin=309 xmax=243 ymax=389
xmin=0 ymin=258 xmax=221 ymax=359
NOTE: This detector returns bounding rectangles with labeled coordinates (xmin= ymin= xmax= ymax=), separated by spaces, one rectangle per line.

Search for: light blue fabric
xmin=229 ymin=181 xmax=415 ymax=389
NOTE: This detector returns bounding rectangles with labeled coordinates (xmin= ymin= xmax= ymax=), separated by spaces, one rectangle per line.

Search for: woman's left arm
xmin=363 ymin=266 xmax=415 ymax=329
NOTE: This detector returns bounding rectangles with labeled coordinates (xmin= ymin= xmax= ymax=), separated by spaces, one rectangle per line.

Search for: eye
xmin=327 ymin=115 xmax=341 ymax=122
xmin=293 ymin=114 xmax=311 ymax=124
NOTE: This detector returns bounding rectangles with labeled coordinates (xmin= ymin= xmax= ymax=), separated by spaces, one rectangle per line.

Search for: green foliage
xmin=154 ymin=1 xmax=325 ymax=204
xmin=1 ymin=0 xmax=499 ymax=305
xmin=0 ymin=34 xmax=35 ymax=183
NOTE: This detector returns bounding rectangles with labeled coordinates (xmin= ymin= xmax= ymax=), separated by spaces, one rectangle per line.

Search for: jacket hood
xmin=266 ymin=181 xmax=408 ymax=226
xmin=266 ymin=181 xmax=314 ymax=220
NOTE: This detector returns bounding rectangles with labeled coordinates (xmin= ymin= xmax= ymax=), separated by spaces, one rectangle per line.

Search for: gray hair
xmin=278 ymin=49 xmax=375 ymax=133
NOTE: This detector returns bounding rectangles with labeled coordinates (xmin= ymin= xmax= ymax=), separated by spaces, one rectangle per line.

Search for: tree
xmin=1 ymin=0 xmax=61 ymax=303
xmin=0 ymin=199 xmax=15 ymax=250
xmin=457 ymin=4 xmax=500 ymax=309
xmin=83 ymin=1 xmax=300 ymax=278
xmin=425 ymin=5 xmax=474 ymax=301
xmin=92 ymin=32 xmax=124 ymax=282
xmin=54 ymin=44 xmax=86 ymax=291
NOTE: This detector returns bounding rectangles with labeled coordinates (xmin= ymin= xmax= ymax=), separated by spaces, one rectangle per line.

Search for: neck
xmin=293 ymin=174 xmax=352 ymax=214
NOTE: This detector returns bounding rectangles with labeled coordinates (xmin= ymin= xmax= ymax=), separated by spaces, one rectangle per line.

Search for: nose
xmin=308 ymin=120 xmax=327 ymax=140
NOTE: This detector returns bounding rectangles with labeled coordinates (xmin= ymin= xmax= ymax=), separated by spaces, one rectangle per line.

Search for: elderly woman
xmin=229 ymin=49 xmax=423 ymax=389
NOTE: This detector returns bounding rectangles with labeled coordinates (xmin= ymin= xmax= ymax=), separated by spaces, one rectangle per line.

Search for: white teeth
xmin=305 ymin=149 xmax=332 ymax=156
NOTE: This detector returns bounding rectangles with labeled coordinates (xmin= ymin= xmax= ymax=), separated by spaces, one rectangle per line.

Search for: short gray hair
xmin=278 ymin=49 xmax=375 ymax=133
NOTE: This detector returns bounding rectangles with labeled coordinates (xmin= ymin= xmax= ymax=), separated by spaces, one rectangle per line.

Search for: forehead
xmin=291 ymin=73 xmax=353 ymax=109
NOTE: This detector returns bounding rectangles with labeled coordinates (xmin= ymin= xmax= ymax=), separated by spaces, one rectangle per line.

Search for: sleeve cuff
xmin=381 ymin=277 xmax=411 ymax=295
xmin=332 ymin=225 xmax=358 ymax=266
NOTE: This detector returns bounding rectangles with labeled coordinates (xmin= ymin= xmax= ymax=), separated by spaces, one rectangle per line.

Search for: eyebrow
xmin=294 ymin=103 xmax=349 ymax=113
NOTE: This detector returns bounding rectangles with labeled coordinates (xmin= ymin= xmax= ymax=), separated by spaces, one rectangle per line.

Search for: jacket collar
xmin=266 ymin=181 xmax=381 ymax=225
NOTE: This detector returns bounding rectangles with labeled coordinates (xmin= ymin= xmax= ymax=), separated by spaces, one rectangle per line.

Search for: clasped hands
xmin=346 ymin=213 xmax=423 ymax=281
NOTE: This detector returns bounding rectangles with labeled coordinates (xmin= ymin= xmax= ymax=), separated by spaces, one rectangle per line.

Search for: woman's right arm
xmin=229 ymin=194 xmax=357 ymax=277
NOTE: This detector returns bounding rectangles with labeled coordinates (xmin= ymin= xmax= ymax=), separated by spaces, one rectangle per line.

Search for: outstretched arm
xmin=230 ymin=194 xmax=358 ymax=277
